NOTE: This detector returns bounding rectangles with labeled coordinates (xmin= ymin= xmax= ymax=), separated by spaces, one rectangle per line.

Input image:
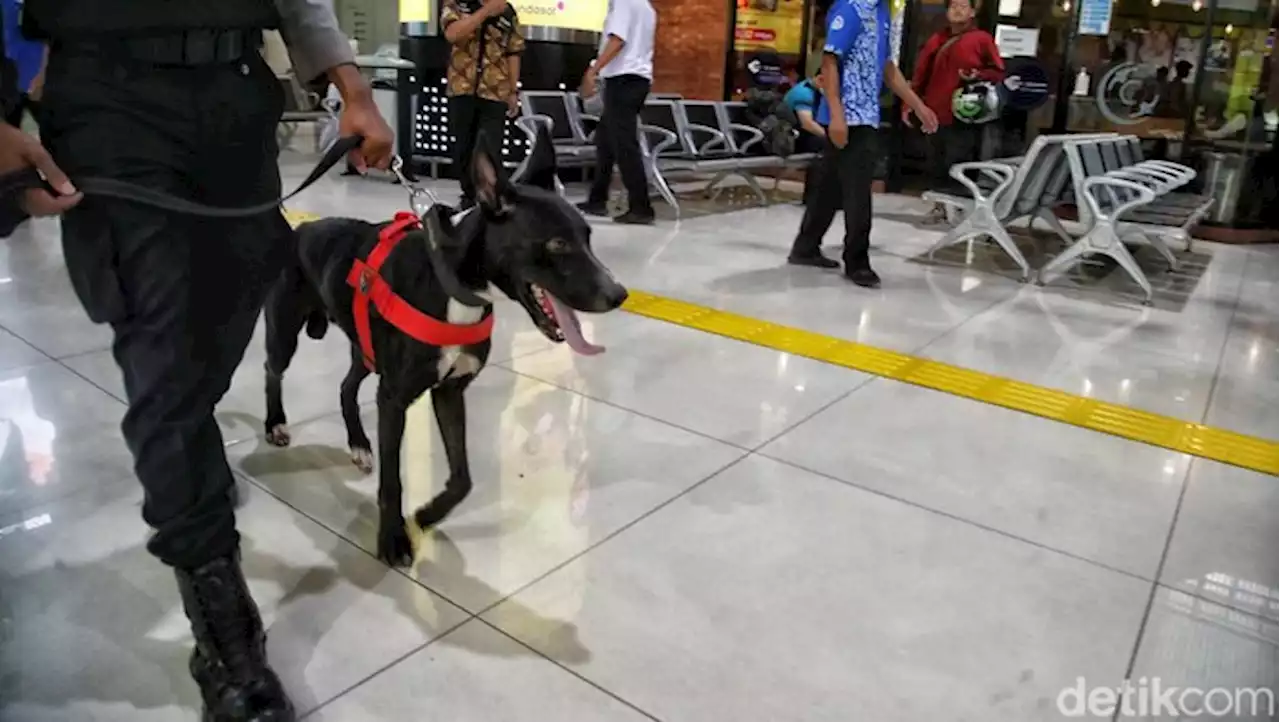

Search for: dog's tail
xmin=305 ymin=309 xmax=329 ymax=340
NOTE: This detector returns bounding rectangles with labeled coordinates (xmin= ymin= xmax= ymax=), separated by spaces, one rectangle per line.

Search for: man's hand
xmin=914 ymin=104 xmax=940 ymax=134
xmin=829 ymin=117 xmax=849 ymax=149
xmin=0 ymin=124 xmax=81 ymax=217
xmin=339 ymin=98 xmax=395 ymax=171
xmin=581 ymin=67 xmax=598 ymax=98
xmin=901 ymin=104 xmax=914 ymax=128
xmin=481 ymin=0 xmax=508 ymax=16
xmin=507 ymin=93 xmax=520 ymax=118
xmin=328 ymin=64 xmax=395 ymax=171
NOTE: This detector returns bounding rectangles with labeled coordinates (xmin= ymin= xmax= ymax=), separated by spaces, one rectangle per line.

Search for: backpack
xmin=743 ymin=87 xmax=797 ymax=158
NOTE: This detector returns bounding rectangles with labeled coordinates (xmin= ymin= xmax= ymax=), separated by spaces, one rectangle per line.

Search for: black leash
xmin=1 ymin=134 xmax=496 ymax=310
xmin=0 ymin=135 xmax=364 ymax=217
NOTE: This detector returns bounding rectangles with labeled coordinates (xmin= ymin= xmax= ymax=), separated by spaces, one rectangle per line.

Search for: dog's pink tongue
xmin=547 ymin=295 xmax=605 ymax=355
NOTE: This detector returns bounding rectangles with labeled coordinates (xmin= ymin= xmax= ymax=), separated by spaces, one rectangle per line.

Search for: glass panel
xmin=1186 ymin=0 xmax=1277 ymax=228
xmin=995 ymin=0 xmax=1072 ymax=146
xmin=729 ymin=0 xmax=810 ymax=97
xmin=1064 ymin=0 xmax=1217 ymax=141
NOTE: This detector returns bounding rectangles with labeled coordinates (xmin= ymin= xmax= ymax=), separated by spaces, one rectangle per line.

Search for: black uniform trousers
xmin=449 ymin=94 xmax=508 ymax=205
xmin=928 ymin=122 xmax=983 ymax=195
xmin=39 ymin=49 xmax=289 ymax=570
xmin=587 ymin=74 xmax=652 ymax=215
xmin=790 ymin=126 xmax=878 ymax=268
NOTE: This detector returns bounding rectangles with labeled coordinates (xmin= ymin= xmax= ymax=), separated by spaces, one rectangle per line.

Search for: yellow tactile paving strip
xmin=283 ymin=208 xmax=1278 ymax=476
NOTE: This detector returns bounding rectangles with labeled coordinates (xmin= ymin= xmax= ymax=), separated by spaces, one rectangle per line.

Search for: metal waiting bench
xmin=515 ymin=91 xmax=598 ymax=193
xmin=922 ymin=133 xmax=1113 ymax=281
xmin=1037 ymin=136 xmax=1214 ymax=303
xmin=637 ymin=99 xmax=799 ymax=216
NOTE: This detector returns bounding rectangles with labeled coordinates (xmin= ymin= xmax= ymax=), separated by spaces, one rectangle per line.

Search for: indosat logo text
xmin=511 ymin=0 xmax=606 ymax=31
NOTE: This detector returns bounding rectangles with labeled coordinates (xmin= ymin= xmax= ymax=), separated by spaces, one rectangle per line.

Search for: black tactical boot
xmin=175 ymin=554 xmax=296 ymax=722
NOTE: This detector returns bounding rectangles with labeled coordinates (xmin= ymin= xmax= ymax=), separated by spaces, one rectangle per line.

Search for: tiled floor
xmin=1 ymin=156 xmax=1275 ymax=721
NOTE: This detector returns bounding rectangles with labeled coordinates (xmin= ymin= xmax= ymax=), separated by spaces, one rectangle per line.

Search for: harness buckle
xmin=390 ymin=155 xmax=438 ymax=218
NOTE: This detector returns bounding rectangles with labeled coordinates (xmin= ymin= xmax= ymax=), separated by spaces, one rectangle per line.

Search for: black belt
xmin=61 ymin=29 xmax=264 ymax=66
xmin=0 ymin=135 xmax=362 ymax=218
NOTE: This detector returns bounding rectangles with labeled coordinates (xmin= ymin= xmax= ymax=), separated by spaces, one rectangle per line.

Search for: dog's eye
xmin=546 ymin=238 xmax=570 ymax=254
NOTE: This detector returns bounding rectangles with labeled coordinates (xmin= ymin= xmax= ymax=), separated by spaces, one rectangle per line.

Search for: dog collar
xmin=347 ymin=212 xmax=495 ymax=371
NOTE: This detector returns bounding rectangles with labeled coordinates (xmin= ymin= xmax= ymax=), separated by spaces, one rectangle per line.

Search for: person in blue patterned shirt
xmin=788 ymin=0 xmax=938 ymax=288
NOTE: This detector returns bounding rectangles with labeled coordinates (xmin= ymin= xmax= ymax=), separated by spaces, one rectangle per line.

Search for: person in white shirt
xmin=577 ymin=0 xmax=656 ymax=225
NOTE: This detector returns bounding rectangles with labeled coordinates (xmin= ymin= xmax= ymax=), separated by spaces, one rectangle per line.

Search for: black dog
xmin=262 ymin=128 xmax=627 ymax=566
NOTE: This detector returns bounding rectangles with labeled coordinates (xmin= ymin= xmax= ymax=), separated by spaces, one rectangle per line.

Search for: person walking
xmin=576 ymin=0 xmax=657 ymax=225
xmin=908 ymin=0 xmax=1003 ymax=223
xmin=14 ymin=0 xmax=394 ymax=719
xmin=442 ymin=0 xmax=525 ymax=209
xmin=788 ymin=0 xmax=939 ymax=287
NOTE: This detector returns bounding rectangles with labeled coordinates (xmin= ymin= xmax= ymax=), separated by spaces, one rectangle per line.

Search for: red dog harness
xmin=346 ymin=212 xmax=494 ymax=371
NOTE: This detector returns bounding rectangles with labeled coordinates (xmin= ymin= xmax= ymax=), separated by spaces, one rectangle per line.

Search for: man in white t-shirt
xmin=577 ymin=0 xmax=656 ymax=225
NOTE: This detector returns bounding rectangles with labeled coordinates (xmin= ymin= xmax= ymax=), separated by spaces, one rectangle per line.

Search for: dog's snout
xmin=603 ymin=281 xmax=628 ymax=310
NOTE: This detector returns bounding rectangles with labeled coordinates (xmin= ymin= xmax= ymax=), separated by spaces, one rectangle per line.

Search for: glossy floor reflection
xmin=0 ymin=156 xmax=1275 ymax=721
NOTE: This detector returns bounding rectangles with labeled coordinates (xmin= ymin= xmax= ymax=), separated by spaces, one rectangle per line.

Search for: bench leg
xmin=1039 ymin=222 xmax=1154 ymax=305
xmin=703 ymin=170 xmax=731 ymax=201
xmin=646 ymin=160 xmax=680 ymax=218
xmin=1036 ymin=207 xmax=1074 ymax=247
xmin=736 ymin=172 xmax=768 ymax=207
xmin=1124 ymin=226 xmax=1179 ymax=272
xmin=926 ymin=204 xmax=1031 ymax=282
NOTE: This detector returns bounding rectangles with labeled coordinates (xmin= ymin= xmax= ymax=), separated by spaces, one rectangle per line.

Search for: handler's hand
xmin=340 ymin=96 xmax=395 ymax=172
xmin=0 ymin=123 xmax=81 ymax=216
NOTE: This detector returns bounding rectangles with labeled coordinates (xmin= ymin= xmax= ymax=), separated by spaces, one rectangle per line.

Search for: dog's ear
xmin=471 ymin=130 xmax=510 ymax=210
xmin=521 ymin=122 xmax=559 ymax=192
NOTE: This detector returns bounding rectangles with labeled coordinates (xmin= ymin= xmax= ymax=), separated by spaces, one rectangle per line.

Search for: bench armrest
xmin=1107 ymin=169 xmax=1167 ymax=192
xmin=684 ymin=123 xmax=729 ymax=155
xmin=576 ymin=113 xmax=601 ymax=143
xmin=727 ymin=122 xmax=764 ymax=153
xmin=1082 ymin=175 xmax=1156 ymax=223
xmin=638 ymin=123 xmax=680 ymax=157
xmin=949 ymin=161 xmax=1017 ymax=203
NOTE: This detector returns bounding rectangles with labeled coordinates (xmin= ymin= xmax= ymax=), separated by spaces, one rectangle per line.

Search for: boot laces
xmin=191 ymin=565 xmax=263 ymax=683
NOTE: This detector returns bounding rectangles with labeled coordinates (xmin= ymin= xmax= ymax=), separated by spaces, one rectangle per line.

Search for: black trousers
xmin=790 ymin=126 xmax=878 ymax=267
xmin=39 ymin=50 xmax=289 ymax=570
xmin=928 ymin=122 xmax=983 ymax=195
xmin=796 ymin=132 xmax=825 ymax=207
xmin=587 ymin=74 xmax=651 ymax=214
xmin=449 ymin=94 xmax=508 ymax=204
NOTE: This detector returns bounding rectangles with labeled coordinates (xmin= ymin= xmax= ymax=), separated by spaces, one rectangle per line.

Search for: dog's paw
xmin=266 ymin=424 xmax=292 ymax=447
xmin=350 ymin=447 xmax=375 ymax=474
xmin=376 ymin=522 xmax=414 ymax=568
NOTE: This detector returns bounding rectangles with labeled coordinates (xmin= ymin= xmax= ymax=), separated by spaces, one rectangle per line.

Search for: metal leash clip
xmin=390 ymin=155 xmax=438 ymax=218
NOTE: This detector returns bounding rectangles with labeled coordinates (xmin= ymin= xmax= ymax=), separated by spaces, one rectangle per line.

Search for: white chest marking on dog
xmin=437 ymin=293 xmax=488 ymax=383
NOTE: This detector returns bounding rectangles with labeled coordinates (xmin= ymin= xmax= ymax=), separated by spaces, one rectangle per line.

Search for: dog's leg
xmin=375 ymin=386 xmax=414 ymax=568
xmin=263 ymin=274 xmax=309 ymax=447
xmin=342 ymin=345 xmax=374 ymax=473
xmin=413 ymin=379 xmax=473 ymax=530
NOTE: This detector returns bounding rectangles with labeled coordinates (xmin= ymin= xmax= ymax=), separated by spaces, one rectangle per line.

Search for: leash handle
xmin=0 ymin=135 xmax=365 ymax=218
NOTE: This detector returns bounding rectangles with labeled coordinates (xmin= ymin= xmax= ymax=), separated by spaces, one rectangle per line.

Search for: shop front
xmin=717 ymin=0 xmax=1276 ymax=232
xmin=360 ymin=0 xmax=1274 ymax=230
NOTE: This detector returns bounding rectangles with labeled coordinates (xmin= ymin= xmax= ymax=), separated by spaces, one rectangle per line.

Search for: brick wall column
xmin=649 ymin=0 xmax=732 ymax=100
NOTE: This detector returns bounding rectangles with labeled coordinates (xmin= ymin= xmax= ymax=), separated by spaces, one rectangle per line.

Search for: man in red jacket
xmin=906 ymin=0 xmax=1003 ymax=223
